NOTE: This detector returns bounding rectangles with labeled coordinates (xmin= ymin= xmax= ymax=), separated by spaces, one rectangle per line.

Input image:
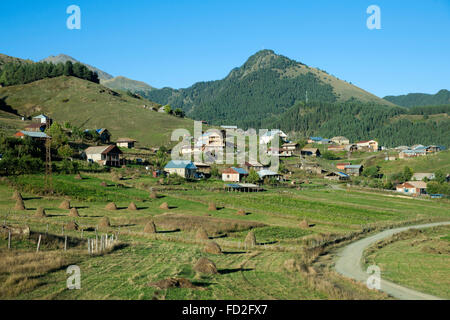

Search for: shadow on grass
xmin=23 ymin=197 xmax=42 ymax=201
xmin=157 ymin=229 xmax=180 ymax=234
xmin=258 ymin=241 xmax=278 ymax=245
xmin=219 ymin=268 xmax=253 ymax=275
xmin=223 ymin=251 xmax=246 ymax=255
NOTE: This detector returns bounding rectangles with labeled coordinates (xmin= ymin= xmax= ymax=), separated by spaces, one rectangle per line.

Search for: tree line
xmin=0 ymin=61 xmax=100 ymax=86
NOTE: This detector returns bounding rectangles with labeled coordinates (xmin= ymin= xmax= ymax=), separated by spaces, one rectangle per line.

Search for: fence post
xmin=81 ymin=229 xmax=84 ymax=239
xmin=46 ymin=224 xmax=49 ymax=235
xmin=95 ymin=235 xmax=98 ymax=253
xmin=8 ymin=230 xmax=11 ymax=249
xmin=36 ymin=234 xmax=42 ymax=253
xmin=64 ymin=235 xmax=67 ymax=251
xmin=87 ymin=238 xmax=90 ymax=254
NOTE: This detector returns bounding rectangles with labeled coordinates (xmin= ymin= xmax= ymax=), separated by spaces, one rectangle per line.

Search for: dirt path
xmin=334 ymin=221 xmax=450 ymax=300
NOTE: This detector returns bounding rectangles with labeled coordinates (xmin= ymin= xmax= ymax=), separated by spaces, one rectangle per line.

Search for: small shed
xmin=116 ymin=138 xmax=137 ymax=149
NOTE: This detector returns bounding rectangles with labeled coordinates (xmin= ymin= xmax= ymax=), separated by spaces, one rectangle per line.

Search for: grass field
xmin=364 ymin=226 xmax=450 ymax=299
xmin=1 ymin=171 xmax=449 ymax=300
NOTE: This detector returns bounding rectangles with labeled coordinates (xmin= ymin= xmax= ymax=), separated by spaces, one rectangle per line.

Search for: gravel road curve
xmin=334 ymin=221 xmax=450 ymax=300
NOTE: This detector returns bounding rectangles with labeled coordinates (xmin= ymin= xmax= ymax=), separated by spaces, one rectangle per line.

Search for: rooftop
xmin=165 ymin=160 xmax=197 ymax=170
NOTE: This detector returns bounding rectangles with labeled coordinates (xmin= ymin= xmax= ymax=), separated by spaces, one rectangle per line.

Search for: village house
xmin=85 ymin=145 xmax=122 ymax=167
xmin=96 ymin=128 xmax=111 ymax=144
xmin=193 ymin=162 xmax=211 ymax=175
xmin=257 ymin=169 xmax=283 ymax=181
xmin=396 ymin=181 xmax=427 ymax=196
xmin=325 ymin=171 xmax=350 ymax=181
xmin=222 ymin=167 xmax=249 ymax=182
xmin=244 ymin=161 xmax=265 ymax=172
xmin=164 ymin=160 xmax=197 ymax=179
xmin=317 ymin=138 xmax=333 ymax=145
xmin=116 ymin=138 xmax=137 ymax=149
xmin=356 ymin=140 xmax=379 ymax=152
xmin=307 ymin=137 xmax=323 ymax=144
xmin=399 ymin=149 xmax=426 ymax=159
xmin=412 ymin=173 xmax=435 ymax=181
xmin=15 ymin=130 xmax=50 ymax=141
xmin=331 ymin=136 xmax=350 ymax=145
xmin=32 ymin=114 xmax=51 ymax=125
xmin=344 ymin=164 xmax=363 ymax=176
xmin=300 ymin=162 xmax=325 ymax=175
xmin=24 ymin=123 xmax=46 ymax=132
xmin=336 ymin=162 xmax=351 ymax=170
xmin=282 ymin=142 xmax=299 ymax=152
xmin=196 ymin=130 xmax=225 ymax=152
xmin=268 ymin=147 xmax=293 ymax=157
xmin=259 ymin=129 xmax=288 ymax=145
xmin=300 ymin=148 xmax=321 ymax=157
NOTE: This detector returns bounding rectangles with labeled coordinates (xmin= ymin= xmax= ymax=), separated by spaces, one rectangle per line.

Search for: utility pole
xmin=44 ymin=119 xmax=53 ymax=194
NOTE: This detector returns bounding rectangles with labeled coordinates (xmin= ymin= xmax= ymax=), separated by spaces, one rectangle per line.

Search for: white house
xmin=85 ymin=145 xmax=122 ymax=167
xmin=259 ymin=130 xmax=288 ymax=145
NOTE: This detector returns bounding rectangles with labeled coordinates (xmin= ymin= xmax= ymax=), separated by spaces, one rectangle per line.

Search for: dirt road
xmin=334 ymin=221 xmax=450 ymax=300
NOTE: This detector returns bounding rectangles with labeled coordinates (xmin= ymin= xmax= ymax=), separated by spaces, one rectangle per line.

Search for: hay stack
xmin=159 ymin=202 xmax=169 ymax=210
xmin=128 ymin=202 xmax=138 ymax=210
xmin=237 ymin=209 xmax=247 ymax=216
xmin=66 ymin=221 xmax=79 ymax=231
xmin=74 ymin=174 xmax=82 ymax=180
xmin=196 ymin=228 xmax=209 ymax=241
xmin=99 ymin=217 xmax=111 ymax=229
xmin=105 ymin=202 xmax=118 ymax=210
xmin=244 ymin=231 xmax=256 ymax=247
xmin=14 ymin=199 xmax=26 ymax=210
xmin=34 ymin=207 xmax=46 ymax=218
xmin=59 ymin=200 xmax=71 ymax=210
xmin=12 ymin=190 xmax=22 ymax=201
xmin=193 ymin=257 xmax=218 ymax=274
xmin=284 ymin=259 xmax=299 ymax=272
xmin=204 ymin=241 xmax=222 ymax=254
xmin=69 ymin=207 xmax=80 ymax=217
xmin=299 ymin=219 xmax=309 ymax=229
xmin=208 ymin=202 xmax=217 ymax=211
xmin=144 ymin=221 xmax=157 ymax=234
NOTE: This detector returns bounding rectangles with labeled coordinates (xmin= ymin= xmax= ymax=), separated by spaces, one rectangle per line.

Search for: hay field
xmin=1 ymin=172 xmax=448 ymax=300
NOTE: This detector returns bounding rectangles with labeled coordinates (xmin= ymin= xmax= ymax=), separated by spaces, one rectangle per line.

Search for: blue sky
xmin=1 ymin=0 xmax=449 ymax=97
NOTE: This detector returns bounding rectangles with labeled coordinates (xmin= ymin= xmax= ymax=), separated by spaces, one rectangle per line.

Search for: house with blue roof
xmin=164 ymin=160 xmax=197 ymax=179
xmin=96 ymin=128 xmax=111 ymax=143
xmin=15 ymin=131 xmax=50 ymax=140
xmin=222 ymin=167 xmax=249 ymax=182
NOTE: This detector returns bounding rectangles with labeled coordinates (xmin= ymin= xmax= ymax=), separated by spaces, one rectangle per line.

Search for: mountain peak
xmin=41 ymin=54 xmax=113 ymax=80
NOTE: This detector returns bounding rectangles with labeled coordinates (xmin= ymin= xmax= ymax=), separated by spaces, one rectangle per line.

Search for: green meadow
xmin=1 ymin=171 xmax=449 ymax=300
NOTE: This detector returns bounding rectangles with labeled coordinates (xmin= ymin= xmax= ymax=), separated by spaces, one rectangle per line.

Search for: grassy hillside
xmin=365 ymin=150 xmax=450 ymax=175
xmin=101 ymin=76 xmax=155 ymax=94
xmin=145 ymin=50 xmax=395 ymax=128
xmin=384 ymin=89 xmax=450 ymax=107
xmin=0 ymin=76 xmax=195 ymax=147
